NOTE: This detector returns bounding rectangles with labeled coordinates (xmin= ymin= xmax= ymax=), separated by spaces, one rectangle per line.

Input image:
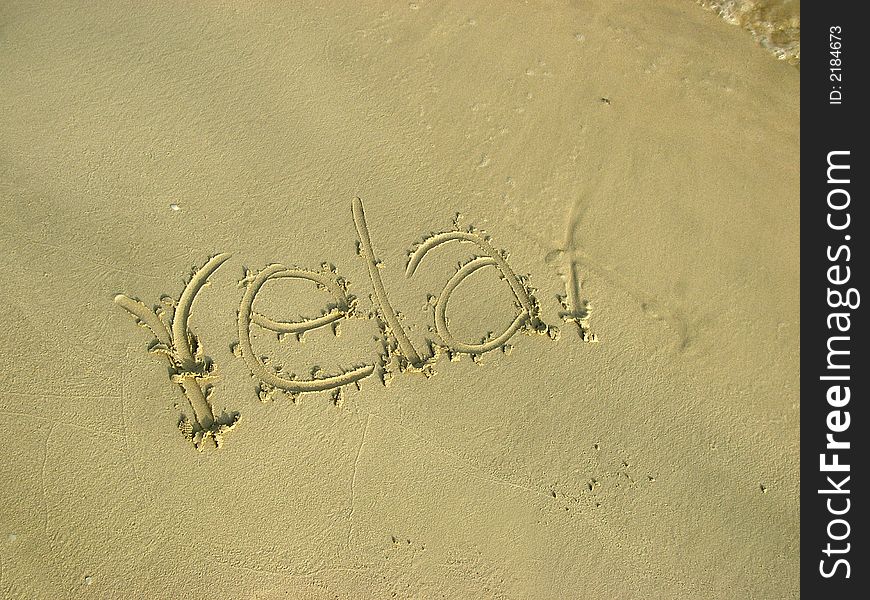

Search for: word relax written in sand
xmin=115 ymin=198 xmax=592 ymax=449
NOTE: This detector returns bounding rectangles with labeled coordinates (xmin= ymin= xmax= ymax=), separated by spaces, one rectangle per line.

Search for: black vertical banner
xmin=802 ymin=3 xmax=866 ymax=597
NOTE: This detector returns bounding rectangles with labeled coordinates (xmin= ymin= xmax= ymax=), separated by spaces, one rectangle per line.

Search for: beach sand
xmin=1 ymin=1 xmax=799 ymax=598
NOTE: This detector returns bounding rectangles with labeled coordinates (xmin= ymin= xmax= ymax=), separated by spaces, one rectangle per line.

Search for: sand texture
xmin=1 ymin=1 xmax=799 ymax=598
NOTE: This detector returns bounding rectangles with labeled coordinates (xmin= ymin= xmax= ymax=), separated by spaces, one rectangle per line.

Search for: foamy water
xmin=696 ymin=0 xmax=800 ymax=65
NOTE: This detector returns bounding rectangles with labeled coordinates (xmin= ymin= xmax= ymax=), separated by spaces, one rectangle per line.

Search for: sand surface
xmin=1 ymin=1 xmax=799 ymax=598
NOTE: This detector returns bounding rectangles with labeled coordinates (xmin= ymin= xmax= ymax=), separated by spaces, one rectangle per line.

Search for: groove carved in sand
xmin=116 ymin=199 xmax=587 ymax=449
xmin=114 ymin=253 xmax=240 ymax=450
xmin=549 ymin=199 xmax=595 ymax=342
xmin=352 ymin=197 xmax=423 ymax=368
xmin=236 ymin=263 xmax=375 ymax=402
xmin=407 ymin=226 xmax=555 ymax=358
